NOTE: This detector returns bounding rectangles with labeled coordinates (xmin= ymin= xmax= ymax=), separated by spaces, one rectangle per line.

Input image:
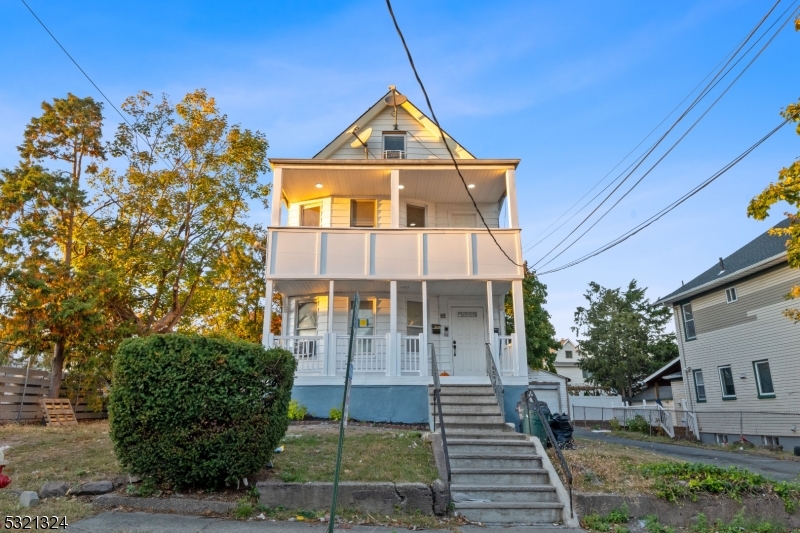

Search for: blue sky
xmin=1 ymin=1 xmax=798 ymax=339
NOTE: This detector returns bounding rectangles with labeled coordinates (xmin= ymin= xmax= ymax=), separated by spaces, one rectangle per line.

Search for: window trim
xmin=350 ymin=199 xmax=377 ymax=228
xmin=565 ymin=350 xmax=573 ymax=359
xmin=300 ymin=202 xmax=322 ymax=227
xmin=725 ymin=286 xmax=738 ymax=303
xmin=692 ymin=369 xmax=707 ymax=403
xmin=718 ymin=365 xmax=737 ymax=400
xmin=681 ymin=303 xmax=697 ymax=341
xmin=752 ymin=360 xmax=776 ymax=399
xmin=382 ymin=132 xmax=406 ymax=159
xmin=295 ymin=299 xmax=318 ymax=336
xmin=405 ymin=203 xmax=426 ymax=228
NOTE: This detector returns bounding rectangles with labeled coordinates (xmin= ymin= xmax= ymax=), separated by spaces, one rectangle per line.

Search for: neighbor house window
xmin=693 ymin=369 xmax=706 ymax=402
xmin=407 ymin=301 xmax=423 ymax=336
xmin=407 ymin=204 xmax=425 ymax=228
xmin=753 ymin=360 xmax=775 ymax=398
xmin=718 ymin=365 xmax=736 ymax=399
xmin=296 ymin=301 xmax=318 ymax=336
xmin=582 ymin=368 xmax=590 ymax=380
xmin=682 ymin=303 xmax=696 ymax=340
xmin=383 ymin=133 xmax=405 ymax=159
xmin=725 ymin=287 xmax=738 ymax=303
xmin=350 ymin=200 xmax=376 ymax=228
xmin=565 ymin=350 xmax=573 ymax=359
xmin=301 ymin=205 xmax=321 ymax=226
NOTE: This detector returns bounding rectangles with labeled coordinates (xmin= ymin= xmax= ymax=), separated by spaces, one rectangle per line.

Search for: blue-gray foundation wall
xmin=504 ymin=385 xmax=527 ymax=430
xmin=292 ymin=385 xmax=429 ymax=424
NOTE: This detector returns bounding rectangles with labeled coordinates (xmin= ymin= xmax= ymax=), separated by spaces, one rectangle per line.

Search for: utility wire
xmin=531 ymin=0 xmax=793 ymax=269
xmin=385 ymin=0 xmax=522 ymax=268
xmin=534 ymin=2 xmax=799 ymax=271
xmin=538 ymin=119 xmax=790 ymax=275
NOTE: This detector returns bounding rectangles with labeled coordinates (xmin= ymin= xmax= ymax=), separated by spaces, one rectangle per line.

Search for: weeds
xmin=330 ymin=408 xmax=342 ymax=421
xmin=691 ymin=511 xmax=789 ymax=533
xmin=582 ymin=505 xmax=629 ymax=532
xmin=287 ymin=400 xmax=308 ymax=421
xmin=643 ymin=514 xmax=674 ymax=533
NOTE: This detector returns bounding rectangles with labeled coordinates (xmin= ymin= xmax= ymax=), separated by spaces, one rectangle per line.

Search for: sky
xmin=1 ymin=0 xmax=799 ymax=340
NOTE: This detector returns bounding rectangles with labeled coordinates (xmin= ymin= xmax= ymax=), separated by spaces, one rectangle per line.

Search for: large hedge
xmin=109 ymin=334 xmax=296 ymax=488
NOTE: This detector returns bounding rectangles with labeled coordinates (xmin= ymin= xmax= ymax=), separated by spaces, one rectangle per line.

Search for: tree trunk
xmin=49 ymin=339 xmax=65 ymax=398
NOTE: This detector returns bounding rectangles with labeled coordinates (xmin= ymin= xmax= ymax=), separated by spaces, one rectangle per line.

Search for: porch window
xmin=407 ymin=205 xmax=425 ymax=228
xmin=296 ymin=301 xmax=318 ymax=336
xmin=753 ymin=360 xmax=775 ymax=398
xmin=693 ymin=369 xmax=706 ymax=402
xmin=718 ymin=365 xmax=736 ymax=400
xmin=350 ymin=200 xmax=376 ymax=228
xmin=350 ymin=299 xmax=374 ymax=336
xmin=301 ymin=205 xmax=321 ymax=227
xmin=682 ymin=303 xmax=696 ymax=340
xmin=383 ymin=133 xmax=405 ymax=159
xmin=407 ymin=301 xmax=423 ymax=336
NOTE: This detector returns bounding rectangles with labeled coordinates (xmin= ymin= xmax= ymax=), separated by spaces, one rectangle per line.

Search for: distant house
xmin=528 ymin=368 xmax=570 ymax=415
xmin=629 ymin=356 xmax=683 ymax=409
xmin=656 ymin=218 xmax=800 ymax=448
xmin=552 ymin=339 xmax=606 ymax=396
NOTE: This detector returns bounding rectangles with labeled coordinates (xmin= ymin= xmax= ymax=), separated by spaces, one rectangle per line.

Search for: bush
xmin=608 ymin=418 xmax=622 ymax=431
xmin=329 ymin=407 xmax=342 ymax=421
xmin=288 ymin=400 xmax=308 ymax=420
xmin=109 ymin=334 xmax=296 ymax=488
xmin=627 ymin=414 xmax=650 ymax=434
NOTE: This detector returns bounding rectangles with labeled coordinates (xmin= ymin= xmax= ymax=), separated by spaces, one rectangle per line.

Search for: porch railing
xmin=656 ymin=404 xmax=675 ymax=438
xmin=430 ymin=343 xmax=451 ymax=483
xmin=335 ymin=335 xmax=387 ymax=373
xmin=400 ymin=334 xmax=423 ymax=374
xmin=485 ymin=343 xmax=505 ymax=421
xmin=498 ymin=335 xmax=514 ymax=375
xmin=272 ymin=336 xmax=325 ymax=373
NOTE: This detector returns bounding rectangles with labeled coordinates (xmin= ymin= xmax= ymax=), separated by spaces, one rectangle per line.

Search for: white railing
xmin=272 ymin=336 xmax=325 ymax=373
xmin=336 ymin=335 xmax=388 ymax=374
xmin=656 ymin=404 xmax=675 ymax=438
xmin=498 ymin=335 xmax=514 ymax=375
xmin=400 ymin=334 xmax=423 ymax=374
xmin=686 ymin=411 xmax=700 ymax=440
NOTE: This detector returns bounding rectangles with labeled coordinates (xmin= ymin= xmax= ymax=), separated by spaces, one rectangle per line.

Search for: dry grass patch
xmin=563 ymin=437 xmax=683 ymax=494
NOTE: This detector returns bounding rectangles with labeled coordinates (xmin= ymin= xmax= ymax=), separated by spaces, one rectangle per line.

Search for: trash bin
xmin=518 ymin=401 xmax=549 ymax=446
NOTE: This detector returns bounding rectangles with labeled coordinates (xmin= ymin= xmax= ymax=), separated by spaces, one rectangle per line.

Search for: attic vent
xmin=718 ymin=257 xmax=725 ymax=275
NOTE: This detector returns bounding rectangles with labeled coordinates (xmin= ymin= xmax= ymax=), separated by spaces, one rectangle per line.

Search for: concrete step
xmin=440 ymin=425 xmax=520 ymax=436
xmin=449 ymin=453 xmax=543 ymax=469
xmin=434 ymin=404 xmax=501 ymax=415
xmin=441 ymin=413 xmax=504 ymax=425
xmin=454 ymin=501 xmax=563 ymax=524
xmin=431 ymin=394 xmax=498 ymax=404
xmin=450 ymin=468 xmax=550 ymax=485
xmin=433 ymin=386 xmax=495 ymax=396
xmin=450 ymin=484 xmax=559 ymax=503
xmin=448 ymin=439 xmax=536 ymax=454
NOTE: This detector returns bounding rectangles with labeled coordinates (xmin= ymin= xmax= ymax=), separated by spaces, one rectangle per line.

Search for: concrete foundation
xmin=291 ymin=385 xmax=429 ymax=424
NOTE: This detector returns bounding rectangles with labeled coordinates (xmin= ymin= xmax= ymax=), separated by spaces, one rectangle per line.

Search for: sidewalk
xmin=575 ymin=428 xmax=800 ymax=481
xmin=71 ymin=512 xmax=586 ymax=533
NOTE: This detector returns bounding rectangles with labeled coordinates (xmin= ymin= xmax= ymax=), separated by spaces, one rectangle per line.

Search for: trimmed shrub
xmin=109 ymin=334 xmax=296 ymax=488
xmin=287 ymin=400 xmax=307 ymax=420
xmin=329 ymin=407 xmax=342 ymax=421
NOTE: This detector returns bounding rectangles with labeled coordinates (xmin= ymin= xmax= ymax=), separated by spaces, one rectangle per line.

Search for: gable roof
xmin=640 ymin=356 xmax=682 ymax=385
xmin=656 ymin=218 xmax=790 ymax=306
xmin=313 ymin=89 xmax=476 ymax=160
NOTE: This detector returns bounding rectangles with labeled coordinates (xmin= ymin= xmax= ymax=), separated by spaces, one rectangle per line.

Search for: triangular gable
xmin=313 ymin=89 xmax=476 ymax=160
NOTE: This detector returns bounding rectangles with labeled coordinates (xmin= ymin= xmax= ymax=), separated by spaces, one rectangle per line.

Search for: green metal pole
xmin=328 ymin=293 xmax=360 ymax=533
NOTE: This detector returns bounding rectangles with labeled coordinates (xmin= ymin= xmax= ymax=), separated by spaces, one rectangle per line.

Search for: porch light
xmin=468 ymin=184 xmax=475 ymax=189
xmin=315 ymin=183 xmax=323 ymax=188
xmin=398 ymin=184 xmax=404 ymax=189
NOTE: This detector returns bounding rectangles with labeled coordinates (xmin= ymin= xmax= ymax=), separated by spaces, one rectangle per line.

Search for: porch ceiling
xmin=274 ymin=279 xmax=512 ymax=298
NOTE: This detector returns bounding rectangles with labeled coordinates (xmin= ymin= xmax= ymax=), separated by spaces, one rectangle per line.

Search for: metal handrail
xmin=523 ymin=389 xmax=573 ymax=519
xmin=484 ymin=343 xmax=504 ymax=420
xmin=430 ymin=344 xmax=451 ymax=483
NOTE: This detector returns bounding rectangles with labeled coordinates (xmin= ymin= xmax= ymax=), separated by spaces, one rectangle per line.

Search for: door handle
xmin=452 ymin=340 xmax=457 ymax=357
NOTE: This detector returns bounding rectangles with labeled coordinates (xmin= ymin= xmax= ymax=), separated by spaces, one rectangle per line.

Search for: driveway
xmin=575 ymin=428 xmax=800 ymax=482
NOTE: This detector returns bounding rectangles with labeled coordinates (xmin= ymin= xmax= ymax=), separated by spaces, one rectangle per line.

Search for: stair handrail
xmin=523 ymin=388 xmax=573 ymax=519
xmin=429 ymin=343 xmax=451 ymax=483
xmin=484 ymin=343 xmax=505 ymax=420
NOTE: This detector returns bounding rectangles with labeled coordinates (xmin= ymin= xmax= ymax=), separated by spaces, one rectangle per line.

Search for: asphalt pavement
xmin=575 ymin=428 xmax=800 ymax=481
xmin=71 ymin=512 xmax=586 ymax=533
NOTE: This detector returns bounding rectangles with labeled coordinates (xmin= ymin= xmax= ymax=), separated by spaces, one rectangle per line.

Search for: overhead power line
xmin=537 ymin=119 xmax=790 ymax=275
xmin=531 ymin=0 xmax=797 ymax=269
xmin=384 ymin=0 xmax=522 ymax=268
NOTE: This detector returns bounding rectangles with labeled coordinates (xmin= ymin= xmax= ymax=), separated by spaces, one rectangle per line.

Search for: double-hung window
xmin=682 ymin=303 xmax=696 ymax=340
xmin=725 ymin=287 xmax=738 ymax=303
xmin=565 ymin=350 xmax=573 ymax=359
xmin=718 ymin=365 xmax=736 ymax=400
xmin=693 ymin=369 xmax=706 ymax=402
xmin=753 ymin=360 xmax=775 ymax=398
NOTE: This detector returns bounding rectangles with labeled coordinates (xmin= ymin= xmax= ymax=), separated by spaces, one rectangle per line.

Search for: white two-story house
xmin=261 ymin=88 xmax=529 ymax=424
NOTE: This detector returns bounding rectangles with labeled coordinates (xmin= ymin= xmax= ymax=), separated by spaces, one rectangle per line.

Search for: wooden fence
xmin=0 ymin=365 xmax=107 ymax=423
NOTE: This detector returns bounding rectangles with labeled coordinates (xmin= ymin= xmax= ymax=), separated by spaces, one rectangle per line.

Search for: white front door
xmin=451 ymin=307 xmax=486 ymax=376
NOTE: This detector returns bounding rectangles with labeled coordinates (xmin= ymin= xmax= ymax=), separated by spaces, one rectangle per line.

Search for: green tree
xmin=89 ymin=90 xmax=270 ymax=336
xmin=505 ymin=263 xmax=560 ymax=371
xmin=0 ymin=94 xmax=106 ymax=396
xmin=572 ymin=280 xmax=676 ymax=398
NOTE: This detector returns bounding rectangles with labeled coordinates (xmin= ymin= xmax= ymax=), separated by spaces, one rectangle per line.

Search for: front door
xmin=451 ymin=307 xmax=486 ymax=376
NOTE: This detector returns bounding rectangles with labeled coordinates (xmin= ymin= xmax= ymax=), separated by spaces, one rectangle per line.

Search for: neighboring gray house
xmin=629 ymin=356 xmax=683 ymax=410
xmin=656 ymin=218 xmax=800 ymax=448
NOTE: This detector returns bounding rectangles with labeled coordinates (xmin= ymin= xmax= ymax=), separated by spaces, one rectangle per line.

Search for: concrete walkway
xmin=72 ymin=512 xmax=586 ymax=533
xmin=575 ymin=428 xmax=800 ymax=481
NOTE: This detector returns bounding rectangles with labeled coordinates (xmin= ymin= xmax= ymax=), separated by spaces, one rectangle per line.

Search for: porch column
xmin=326 ymin=280 xmax=336 ymax=376
xmin=262 ymin=279 xmax=274 ymax=347
xmin=271 ymin=167 xmax=283 ymax=226
xmin=485 ymin=281 xmax=494 ymax=353
xmin=422 ymin=281 xmax=428 ymax=377
xmin=389 ymin=280 xmax=398 ymax=376
xmin=280 ymin=295 xmax=289 ymax=336
xmin=505 ymin=169 xmax=518 ymax=228
xmin=391 ymin=169 xmax=400 ymax=228
xmin=512 ymin=279 xmax=527 ymax=376
xmin=328 ymin=280 xmax=335 ymax=333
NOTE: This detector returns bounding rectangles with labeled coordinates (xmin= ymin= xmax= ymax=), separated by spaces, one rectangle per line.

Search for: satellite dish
xmin=384 ymin=93 xmax=408 ymax=106
xmin=349 ymin=127 xmax=373 ymax=148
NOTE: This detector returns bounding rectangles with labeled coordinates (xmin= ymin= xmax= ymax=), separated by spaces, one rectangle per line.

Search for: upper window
xmin=296 ymin=301 xmax=318 ymax=336
xmin=350 ymin=200 xmax=376 ymax=228
xmin=693 ymin=369 xmax=706 ymax=402
xmin=718 ymin=365 xmax=736 ymax=399
xmin=383 ymin=133 xmax=405 ymax=159
xmin=725 ymin=287 xmax=738 ymax=303
xmin=407 ymin=301 xmax=423 ymax=336
xmin=753 ymin=360 xmax=775 ymax=398
xmin=565 ymin=350 xmax=573 ymax=359
xmin=301 ymin=205 xmax=321 ymax=227
xmin=681 ymin=303 xmax=696 ymax=340
xmin=407 ymin=204 xmax=426 ymax=228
